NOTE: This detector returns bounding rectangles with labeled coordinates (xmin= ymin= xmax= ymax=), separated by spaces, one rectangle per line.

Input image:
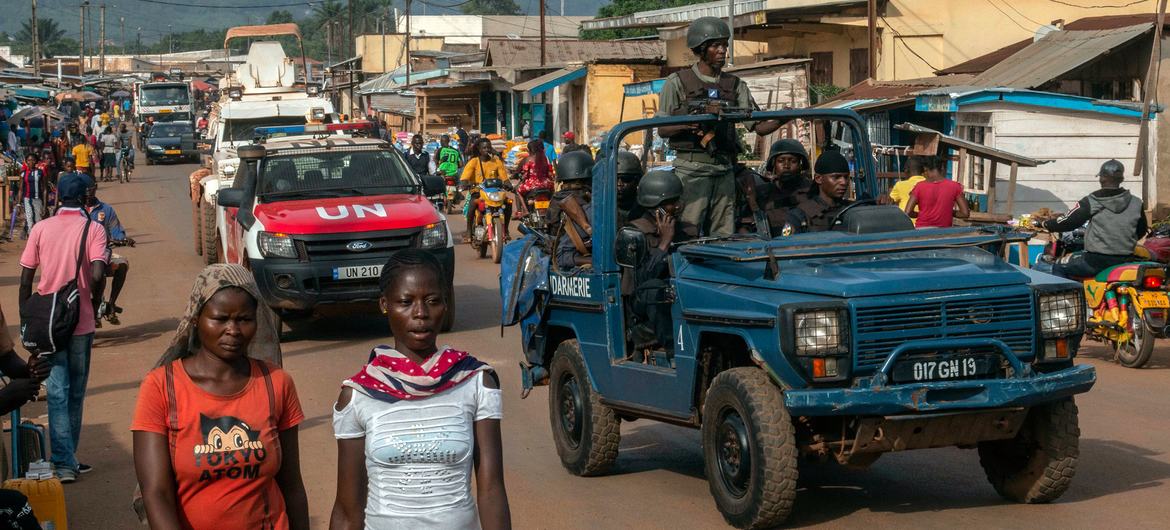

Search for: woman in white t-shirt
xmin=331 ymin=250 xmax=511 ymax=530
xmin=99 ymin=126 xmax=119 ymax=182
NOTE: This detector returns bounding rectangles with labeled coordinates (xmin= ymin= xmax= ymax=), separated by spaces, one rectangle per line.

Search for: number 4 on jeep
xmin=501 ymin=109 xmax=1094 ymax=529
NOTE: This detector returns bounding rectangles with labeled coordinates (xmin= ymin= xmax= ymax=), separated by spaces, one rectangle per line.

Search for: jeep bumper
xmin=783 ymin=363 xmax=1096 ymax=417
xmin=251 ymin=247 xmax=455 ymax=311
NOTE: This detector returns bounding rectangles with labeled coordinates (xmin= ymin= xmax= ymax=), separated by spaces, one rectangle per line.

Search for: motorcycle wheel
xmin=491 ymin=220 xmax=503 ymax=264
xmin=477 ymin=224 xmax=488 ymax=259
xmin=1117 ymin=311 xmax=1156 ymax=368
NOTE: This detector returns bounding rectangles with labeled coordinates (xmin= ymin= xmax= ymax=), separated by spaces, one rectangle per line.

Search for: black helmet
xmin=637 ymin=169 xmax=684 ymax=208
xmin=1098 ymin=159 xmax=1125 ymax=181
xmin=616 ymin=151 xmax=643 ymax=179
xmin=765 ymin=139 xmax=809 ymax=171
xmin=686 ymin=17 xmax=731 ymax=50
xmin=557 ymin=150 xmax=595 ymax=182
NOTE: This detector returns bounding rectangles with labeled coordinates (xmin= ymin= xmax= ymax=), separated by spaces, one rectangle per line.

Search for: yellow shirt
xmin=460 ymin=156 xmax=507 ymax=186
xmin=72 ymin=143 xmax=95 ymax=168
xmin=890 ymin=175 xmax=926 ymax=211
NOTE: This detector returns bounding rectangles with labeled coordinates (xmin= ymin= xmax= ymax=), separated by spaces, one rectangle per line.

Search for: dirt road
xmin=3 ymin=161 xmax=1168 ymax=528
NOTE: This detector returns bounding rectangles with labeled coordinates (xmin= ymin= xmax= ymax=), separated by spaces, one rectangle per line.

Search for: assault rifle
xmin=683 ymin=99 xmax=752 ymax=154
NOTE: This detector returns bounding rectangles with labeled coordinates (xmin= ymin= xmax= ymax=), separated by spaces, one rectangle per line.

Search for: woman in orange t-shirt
xmin=132 ymin=264 xmax=308 ymax=530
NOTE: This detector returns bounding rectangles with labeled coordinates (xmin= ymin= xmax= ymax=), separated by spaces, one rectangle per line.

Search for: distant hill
xmin=1 ymin=1 xmax=613 ymax=43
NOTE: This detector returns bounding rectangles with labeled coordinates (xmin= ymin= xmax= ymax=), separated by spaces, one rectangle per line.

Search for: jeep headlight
xmin=417 ymin=221 xmax=448 ymax=249
xmin=486 ymin=191 xmax=504 ymax=203
xmin=1039 ymin=290 xmax=1083 ymax=337
xmin=258 ymin=231 xmax=298 ymax=259
xmin=220 ymin=161 xmax=237 ymax=176
xmin=794 ymin=310 xmax=845 ymax=355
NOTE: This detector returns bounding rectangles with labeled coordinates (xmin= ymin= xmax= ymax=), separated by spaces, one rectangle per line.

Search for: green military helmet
xmin=637 ymin=169 xmax=684 ymax=208
xmin=557 ymin=150 xmax=595 ymax=181
xmin=687 ymin=16 xmax=732 ymax=50
xmin=765 ymin=139 xmax=809 ymax=170
xmin=617 ymin=151 xmax=643 ymax=179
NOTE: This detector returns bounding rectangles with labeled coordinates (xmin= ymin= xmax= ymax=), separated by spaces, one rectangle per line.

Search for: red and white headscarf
xmin=344 ymin=345 xmax=490 ymax=403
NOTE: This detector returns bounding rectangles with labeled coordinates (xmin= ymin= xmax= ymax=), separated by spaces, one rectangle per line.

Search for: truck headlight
xmin=258 ymin=231 xmax=298 ymax=259
xmin=794 ymin=309 xmax=846 ymax=355
xmin=1039 ymin=290 xmax=1083 ymax=337
xmin=417 ymin=221 xmax=448 ymax=249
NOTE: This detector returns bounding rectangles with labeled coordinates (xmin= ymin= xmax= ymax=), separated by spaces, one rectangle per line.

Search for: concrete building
xmin=396 ymin=15 xmax=589 ymax=47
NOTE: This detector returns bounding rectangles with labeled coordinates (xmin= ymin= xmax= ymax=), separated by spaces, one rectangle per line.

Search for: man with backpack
xmin=18 ymin=173 xmax=109 ymax=483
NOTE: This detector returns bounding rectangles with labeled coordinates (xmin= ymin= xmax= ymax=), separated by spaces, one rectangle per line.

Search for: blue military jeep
xmin=501 ymin=109 xmax=1095 ymax=529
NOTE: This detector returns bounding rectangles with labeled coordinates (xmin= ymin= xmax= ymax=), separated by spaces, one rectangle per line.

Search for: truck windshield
xmin=223 ymin=116 xmax=306 ymax=143
xmin=140 ymin=86 xmax=190 ymax=106
xmin=258 ymin=150 xmax=418 ymax=201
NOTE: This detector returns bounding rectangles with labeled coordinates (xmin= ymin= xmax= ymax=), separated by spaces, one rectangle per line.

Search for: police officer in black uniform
xmin=784 ymin=151 xmax=853 ymax=234
xmin=656 ymin=17 xmax=781 ymax=237
xmin=552 ymin=151 xmax=596 ymax=270
xmin=615 ymin=151 xmax=645 ymax=226
xmin=626 ymin=169 xmax=699 ymax=358
xmin=739 ymin=139 xmax=814 ymax=235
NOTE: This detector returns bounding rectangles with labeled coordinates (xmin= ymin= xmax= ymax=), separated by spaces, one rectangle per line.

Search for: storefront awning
xmin=511 ymin=66 xmax=586 ymax=96
xmin=623 ymin=78 xmax=665 ymax=97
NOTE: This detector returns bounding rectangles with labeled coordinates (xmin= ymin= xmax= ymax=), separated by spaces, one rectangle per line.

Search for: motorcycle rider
xmin=434 ymin=134 xmax=463 ymax=179
xmin=404 ymin=134 xmax=431 ymax=176
xmin=553 ymin=151 xmax=595 ymax=271
xmin=615 ymin=151 xmax=645 ymax=226
xmin=656 ymin=16 xmax=781 ymax=237
xmin=84 ymin=182 xmax=132 ymax=326
xmin=1041 ymin=159 xmax=1148 ymax=279
xmin=739 ymin=139 xmax=813 ymax=235
xmin=460 ymin=137 xmax=510 ymax=241
xmin=626 ymin=169 xmax=699 ymax=359
xmin=783 ymin=150 xmax=853 ymax=234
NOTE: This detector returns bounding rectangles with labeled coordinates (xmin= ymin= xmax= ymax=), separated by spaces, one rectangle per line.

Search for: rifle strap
xmin=563 ymin=216 xmax=591 ymax=256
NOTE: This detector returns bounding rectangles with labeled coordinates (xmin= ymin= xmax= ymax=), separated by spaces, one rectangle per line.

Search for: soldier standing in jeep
xmin=785 ymin=150 xmax=854 ymax=234
xmin=656 ymin=17 xmax=781 ymax=237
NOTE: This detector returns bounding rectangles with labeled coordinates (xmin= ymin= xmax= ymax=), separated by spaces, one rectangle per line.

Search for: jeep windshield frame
xmin=256 ymin=145 xmax=422 ymax=202
xmin=591 ymin=109 xmax=879 ymax=272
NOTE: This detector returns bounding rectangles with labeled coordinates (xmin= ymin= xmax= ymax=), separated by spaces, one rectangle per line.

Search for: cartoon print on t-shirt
xmin=195 ymin=414 xmax=263 ymax=454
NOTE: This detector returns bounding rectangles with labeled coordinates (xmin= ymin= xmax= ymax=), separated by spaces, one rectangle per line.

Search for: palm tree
xmin=16 ymin=18 xmax=67 ymax=60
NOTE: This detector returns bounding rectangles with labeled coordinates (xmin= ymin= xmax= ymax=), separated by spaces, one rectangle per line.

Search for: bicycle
xmin=119 ymin=148 xmax=134 ymax=183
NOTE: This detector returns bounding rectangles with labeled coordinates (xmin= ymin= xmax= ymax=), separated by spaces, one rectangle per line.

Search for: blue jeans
xmin=46 ymin=333 xmax=94 ymax=472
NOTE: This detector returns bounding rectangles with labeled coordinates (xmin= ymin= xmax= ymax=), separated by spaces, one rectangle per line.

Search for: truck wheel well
xmin=695 ymin=332 xmax=754 ymax=417
xmin=543 ymin=325 xmax=576 ymax=367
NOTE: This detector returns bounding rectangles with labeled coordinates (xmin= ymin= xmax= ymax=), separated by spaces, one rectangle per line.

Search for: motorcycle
xmin=518 ymin=187 xmax=553 ymax=232
xmin=1039 ymin=229 xmax=1170 ymax=368
xmin=444 ymin=175 xmax=461 ymax=215
xmin=425 ymin=173 xmax=447 ymax=212
xmin=470 ymin=177 xmax=511 ymax=264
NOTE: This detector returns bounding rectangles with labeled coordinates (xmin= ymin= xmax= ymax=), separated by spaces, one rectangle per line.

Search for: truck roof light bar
xmin=254 ymin=122 xmax=373 ymax=137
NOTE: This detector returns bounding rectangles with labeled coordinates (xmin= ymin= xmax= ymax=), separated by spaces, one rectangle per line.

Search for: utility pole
xmin=136 ymin=28 xmax=141 ymax=57
xmin=405 ymin=0 xmax=412 ymax=86
xmin=168 ymin=24 xmax=173 ymax=54
xmin=326 ymin=22 xmax=333 ymax=66
xmin=381 ymin=6 xmax=387 ymax=75
xmin=539 ymin=0 xmax=546 ymax=67
xmin=31 ymin=0 xmax=40 ymax=77
xmin=1134 ymin=0 xmax=1168 ymax=200
xmin=348 ymin=0 xmax=354 ymax=59
xmin=868 ymin=0 xmax=877 ymax=80
xmin=727 ymin=0 xmax=734 ymax=67
xmin=80 ymin=2 xmax=87 ymax=78
xmin=120 ymin=17 xmax=125 ymax=55
xmin=99 ymin=3 xmax=106 ymax=77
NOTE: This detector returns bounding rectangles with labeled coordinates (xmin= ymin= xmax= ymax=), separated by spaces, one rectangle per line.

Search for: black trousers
xmin=1051 ymin=251 xmax=1132 ymax=280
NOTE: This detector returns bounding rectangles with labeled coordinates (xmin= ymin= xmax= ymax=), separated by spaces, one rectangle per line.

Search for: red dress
xmin=516 ymin=157 xmax=555 ymax=196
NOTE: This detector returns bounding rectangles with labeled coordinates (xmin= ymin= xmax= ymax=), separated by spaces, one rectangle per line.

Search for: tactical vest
xmin=669 ymin=68 xmax=741 ymax=155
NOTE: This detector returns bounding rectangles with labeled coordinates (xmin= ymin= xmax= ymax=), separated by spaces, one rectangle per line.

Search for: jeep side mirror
xmin=217 ymin=188 xmax=244 ymax=208
xmin=615 ymin=226 xmax=647 ymax=268
xmin=421 ymin=174 xmax=445 ymax=197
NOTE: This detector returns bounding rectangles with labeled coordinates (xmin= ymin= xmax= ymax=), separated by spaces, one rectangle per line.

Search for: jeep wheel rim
xmin=716 ymin=408 xmax=751 ymax=497
xmin=559 ymin=374 xmax=584 ymax=449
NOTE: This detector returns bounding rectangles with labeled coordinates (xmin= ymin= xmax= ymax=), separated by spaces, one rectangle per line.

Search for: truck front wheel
xmin=978 ymin=398 xmax=1080 ymax=503
xmin=548 ymin=340 xmax=620 ymax=476
xmin=702 ymin=368 xmax=797 ymax=529
xmin=200 ymin=201 xmax=218 ymax=265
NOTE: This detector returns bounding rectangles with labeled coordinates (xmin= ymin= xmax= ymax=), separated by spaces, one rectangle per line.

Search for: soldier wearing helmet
xmin=625 ymin=170 xmax=699 ymax=359
xmin=615 ymin=151 xmax=645 ymax=225
xmin=553 ymin=151 xmax=596 ymax=270
xmin=738 ymin=139 xmax=814 ymax=235
xmin=656 ymin=16 xmax=782 ymax=237
xmin=1041 ymin=159 xmax=1148 ymax=279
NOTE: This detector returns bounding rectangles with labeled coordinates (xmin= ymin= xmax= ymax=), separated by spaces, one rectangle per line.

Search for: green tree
xmin=461 ymin=0 xmax=522 ymax=16
xmin=267 ymin=10 xmax=295 ymax=24
xmin=582 ymin=0 xmax=708 ymax=40
xmin=15 ymin=17 xmax=68 ymax=60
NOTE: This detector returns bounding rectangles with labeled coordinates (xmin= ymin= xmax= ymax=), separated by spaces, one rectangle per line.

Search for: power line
xmin=995 ymin=0 xmax=1049 ymax=28
xmin=879 ymin=15 xmax=938 ymax=72
xmin=982 ymin=0 xmax=1036 ymax=33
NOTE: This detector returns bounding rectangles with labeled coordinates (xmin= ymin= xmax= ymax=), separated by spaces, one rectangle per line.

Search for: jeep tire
xmin=702 ymin=368 xmax=797 ymax=529
xmin=200 ymin=201 xmax=218 ymax=265
xmin=548 ymin=340 xmax=620 ymax=476
xmin=977 ymin=398 xmax=1080 ymax=503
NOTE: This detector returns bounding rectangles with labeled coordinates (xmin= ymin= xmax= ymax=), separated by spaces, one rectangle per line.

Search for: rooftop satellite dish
xmin=1034 ymin=24 xmax=1060 ymax=42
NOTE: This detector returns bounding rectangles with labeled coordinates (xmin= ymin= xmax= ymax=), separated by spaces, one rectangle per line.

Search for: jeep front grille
xmin=852 ymin=291 xmax=1035 ymax=370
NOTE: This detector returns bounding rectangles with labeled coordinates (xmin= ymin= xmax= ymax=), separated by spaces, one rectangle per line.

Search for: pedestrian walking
xmin=656 ymin=17 xmax=781 ymax=237
xmin=18 ymin=173 xmax=109 ymax=483
xmin=330 ymin=250 xmax=510 ymax=530
xmin=99 ymin=127 xmax=118 ymax=183
xmin=16 ymin=153 xmax=48 ymax=238
xmin=71 ymin=137 xmax=95 ymax=178
xmin=132 ymin=264 xmax=307 ymax=530
xmin=903 ymin=155 xmax=969 ymax=228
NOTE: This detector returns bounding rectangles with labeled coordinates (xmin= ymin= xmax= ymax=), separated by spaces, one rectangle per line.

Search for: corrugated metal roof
xmin=485 ymin=39 xmax=665 ymax=67
xmin=817 ymin=75 xmax=973 ymax=109
xmin=511 ymin=66 xmax=587 ymax=94
xmin=971 ymin=25 xmax=1151 ymax=89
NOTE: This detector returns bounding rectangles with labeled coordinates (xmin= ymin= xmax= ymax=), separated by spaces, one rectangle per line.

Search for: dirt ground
xmin=3 ymin=160 xmax=1169 ymax=529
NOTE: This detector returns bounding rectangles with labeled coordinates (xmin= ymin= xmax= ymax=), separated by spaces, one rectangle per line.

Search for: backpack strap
xmin=164 ymin=362 xmax=178 ymax=453
xmin=257 ymin=361 xmax=277 ymax=426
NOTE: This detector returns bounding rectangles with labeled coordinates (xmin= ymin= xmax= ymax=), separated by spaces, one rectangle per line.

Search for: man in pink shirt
xmin=904 ymin=155 xmax=970 ymax=228
xmin=18 ymin=172 xmax=108 ymax=483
